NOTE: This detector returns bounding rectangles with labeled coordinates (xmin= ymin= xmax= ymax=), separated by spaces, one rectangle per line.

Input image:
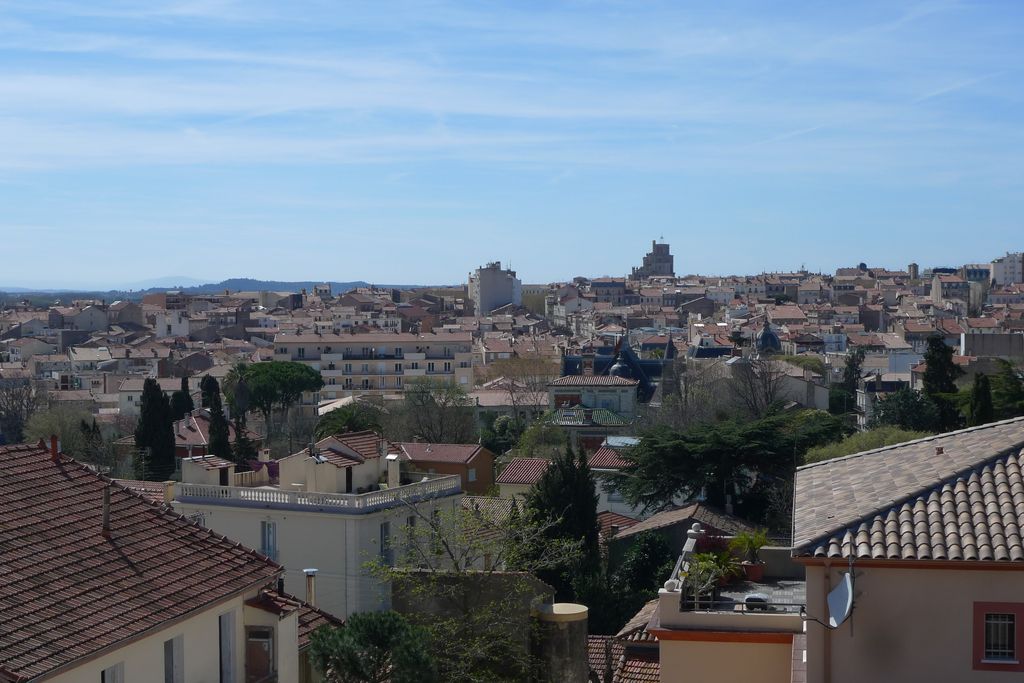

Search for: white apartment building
xmin=469 ymin=261 xmax=522 ymax=315
xmin=991 ymin=251 xmax=1024 ymax=285
xmin=170 ymin=431 xmax=464 ymax=619
xmin=274 ymin=331 xmax=474 ymax=400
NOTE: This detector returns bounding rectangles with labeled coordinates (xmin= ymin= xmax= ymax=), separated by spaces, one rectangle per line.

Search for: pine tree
xmin=232 ymin=413 xmax=256 ymax=466
xmin=526 ymin=443 xmax=600 ymax=599
xmin=969 ymin=373 xmax=995 ymax=427
xmin=134 ymin=378 xmax=176 ymax=480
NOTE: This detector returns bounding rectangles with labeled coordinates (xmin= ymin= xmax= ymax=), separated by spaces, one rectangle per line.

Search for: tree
xmin=526 ymin=444 xmax=600 ymax=600
xmin=0 ymin=379 xmax=47 ymax=443
xmin=201 ymin=375 xmax=232 ymax=459
xmin=316 ymin=402 xmax=382 ymax=440
xmin=245 ymin=361 xmax=325 ymax=430
xmin=309 ymin=611 xmax=437 ymax=683
xmin=134 ymin=378 xmax=176 ymax=480
xmin=368 ymin=500 xmax=581 ymax=682
xmin=871 ymin=387 xmax=940 ymax=432
xmin=613 ymin=411 xmax=846 ymax=525
xmin=727 ymin=357 xmax=788 ymax=419
xmin=515 ymin=415 xmax=565 ymax=459
xmin=841 ymin=348 xmax=866 ymax=397
xmin=24 ymin=405 xmax=93 ymax=457
xmin=401 ymin=378 xmax=476 ymax=444
xmin=991 ymin=360 xmax=1024 ymax=420
xmin=804 ymin=426 xmax=934 ymax=464
xmin=922 ymin=335 xmax=964 ymax=431
xmin=485 ymin=354 xmax=558 ymax=424
xmin=968 ymin=373 xmax=995 ymax=427
xmin=169 ymin=376 xmax=194 ymax=421
xmin=479 ymin=413 xmax=522 ymax=456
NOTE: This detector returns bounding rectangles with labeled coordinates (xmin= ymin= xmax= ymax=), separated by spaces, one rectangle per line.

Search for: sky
xmin=0 ymin=0 xmax=1022 ymax=289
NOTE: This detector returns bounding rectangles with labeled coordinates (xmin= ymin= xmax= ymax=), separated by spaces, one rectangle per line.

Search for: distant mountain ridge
xmin=0 ymin=277 xmax=448 ymax=303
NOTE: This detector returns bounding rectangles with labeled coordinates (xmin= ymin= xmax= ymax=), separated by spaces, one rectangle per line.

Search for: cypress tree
xmin=969 ymin=373 xmax=995 ymax=427
xmin=922 ymin=335 xmax=964 ymax=432
xmin=134 ymin=378 xmax=176 ymax=480
xmin=526 ymin=443 xmax=600 ymax=599
xmin=169 ymin=376 xmax=194 ymax=421
xmin=204 ymin=377 xmax=231 ymax=459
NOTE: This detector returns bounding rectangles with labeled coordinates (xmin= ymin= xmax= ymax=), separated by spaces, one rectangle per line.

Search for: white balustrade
xmin=175 ymin=475 xmax=460 ymax=511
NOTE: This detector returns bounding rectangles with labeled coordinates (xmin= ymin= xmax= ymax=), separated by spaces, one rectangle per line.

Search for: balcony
xmin=174 ymin=473 xmax=461 ymax=514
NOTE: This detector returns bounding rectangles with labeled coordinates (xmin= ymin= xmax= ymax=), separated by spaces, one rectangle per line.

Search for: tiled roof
xmin=793 ymin=417 xmax=1024 ymax=560
xmin=616 ymin=652 xmax=661 ymax=682
xmin=0 ymin=443 xmax=280 ymax=682
xmin=616 ymin=599 xmax=659 ymax=644
xmin=589 ymin=446 xmax=631 ymax=470
xmin=183 ymin=454 xmax=235 ymax=470
xmin=112 ymin=478 xmax=166 ymax=504
xmin=399 ymin=442 xmax=486 ymax=465
xmin=549 ymin=375 xmax=639 ymax=387
xmin=598 ymin=511 xmax=639 ymax=537
xmin=587 ymin=635 xmax=625 ymax=680
xmin=246 ymin=589 xmax=343 ymax=650
xmin=496 ymin=457 xmax=550 ymax=485
xmin=614 ymin=503 xmax=756 ymax=540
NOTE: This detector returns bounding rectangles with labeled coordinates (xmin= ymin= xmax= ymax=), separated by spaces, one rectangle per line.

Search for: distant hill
xmin=0 ymin=277 xmax=448 ymax=305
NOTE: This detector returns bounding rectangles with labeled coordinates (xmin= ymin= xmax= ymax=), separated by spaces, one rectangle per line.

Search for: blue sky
xmin=0 ymin=0 xmax=1022 ymax=289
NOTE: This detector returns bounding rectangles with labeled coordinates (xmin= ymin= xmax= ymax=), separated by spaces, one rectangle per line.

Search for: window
xmin=986 ymin=614 xmax=1015 ymax=661
xmin=975 ymin=603 xmax=1024 ymax=670
xmin=444 ymin=362 xmax=451 ymax=372
xmin=395 ymin=363 xmax=402 ymax=373
xmin=260 ymin=521 xmax=277 ymax=562
xmin=101 ymin=663 xmax=124 ymax=683
xmin=344 ymin=363 xmax=352 ymax=373
xmin=380 ymin=521 xmax=394 ymax=566
xmin=245 ymin=627 xmax=275 ymax=683
xmin=362 ymin=363 xmax=369 ymax=373
xmin=427 ymin=362 xmax=435 ymax=373
xmin=164 ymin=635 xmax=184 ymax=683
xmin=467 ymin=468 xmax=477 ymax=483
xmin=410 ymin=362 xmax=419 ymax=370
xmin=297 ymin=347 xmax=305 ymax=358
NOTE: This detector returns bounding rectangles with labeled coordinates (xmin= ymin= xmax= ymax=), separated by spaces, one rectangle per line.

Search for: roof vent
xmin=936 ymin=446 xmax=944 ymax=455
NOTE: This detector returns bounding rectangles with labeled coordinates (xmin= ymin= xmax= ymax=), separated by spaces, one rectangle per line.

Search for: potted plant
xmin=681 ymin=553 xmax=723 ymax=610
xmin=729 ymin=528 xmax=769 ymax=582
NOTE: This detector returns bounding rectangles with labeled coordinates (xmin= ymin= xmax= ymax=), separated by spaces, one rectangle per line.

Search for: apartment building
xmin=274 ymin=331 xmax=474 ymax=399
xmin=170 ymin=430 xmax=464 ymax=618
xmin=469 ymin=261 xmax=522 ymax=315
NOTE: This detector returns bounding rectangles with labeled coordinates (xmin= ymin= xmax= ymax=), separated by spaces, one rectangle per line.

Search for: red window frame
xmin=974 ymin=602 xmax=1024 ymax=671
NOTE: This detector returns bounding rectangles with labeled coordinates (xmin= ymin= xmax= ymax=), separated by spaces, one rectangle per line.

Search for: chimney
xmin=277 ymin=577 xmax=285 ymax=595
xmin=304 ymin=568 xmax=318 ymax=606
xmin=163 ymin=480 xmax=176 ymax=504
xmin=101 ymin=484 xmax=111 ymax=538
xmin=49 ymin=435 xmax=59 ymax=462
xmin=386 ymin=453 xmax=400 ymax=489
xmin=259 ymin=448 xmax=271 ymax=463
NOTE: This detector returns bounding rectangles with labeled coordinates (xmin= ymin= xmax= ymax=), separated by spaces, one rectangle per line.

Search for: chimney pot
xmin=304 ymin=568 xmax=318 ymax=606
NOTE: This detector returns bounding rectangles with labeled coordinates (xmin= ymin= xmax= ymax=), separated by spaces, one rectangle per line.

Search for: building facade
xmin=469 ymin=261 xmax=522 ymax=315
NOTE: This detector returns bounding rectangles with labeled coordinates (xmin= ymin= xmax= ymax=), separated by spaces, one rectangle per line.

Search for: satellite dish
xmin=827 ymin=573 xmax=854 ymax=628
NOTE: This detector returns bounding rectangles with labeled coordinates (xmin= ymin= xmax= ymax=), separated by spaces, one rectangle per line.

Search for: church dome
xmin=609 ymin=351 xmax=631 ymax=378
xmin=755 ymin=320 xmax=781 ymax=354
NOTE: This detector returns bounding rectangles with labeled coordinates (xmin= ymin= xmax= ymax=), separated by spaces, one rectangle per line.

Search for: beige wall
xmin=806 ymin=563 xmax=1024 ymax=683
xmin=660 ymin=640 xmax=792 ymax=683
xmin=45 ymin=592 xmax=303 ymax=683
xmin=174 ymin=496 xmax=461 ymax=618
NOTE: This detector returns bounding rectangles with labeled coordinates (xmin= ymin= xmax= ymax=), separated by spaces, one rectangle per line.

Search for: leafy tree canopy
xmin=804 ymin=426 xmax=934 ymax=464
xmin=309 ymin=611 xmax=436 ymax=683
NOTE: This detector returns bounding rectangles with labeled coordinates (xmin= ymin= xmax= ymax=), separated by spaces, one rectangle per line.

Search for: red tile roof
xmin=597 ymin=510 xmax=638 ymax=537
xmin=617 ymin=651 xmax=661 ymax=682
xmin=333 ymin=430 xmax=390 ymax=460
xmin=496 ymin=457 xmax=550 ymax=485
xmin=245 ymin=588 xmax=344 ymax=649
xmin=112 ymin=478 xmax=166 ymax=503
xmin=0 ymin=443 xmax=281 ymax=682
xmin=613 ymin=503 xmax=756 ymax=540
xmin=586 ymin=635 xmax=624 ymax=680
xmin=589 ymin=446 xmax=631 ymax=470
xmin=399 ymin=442 xmax=487 ymax=465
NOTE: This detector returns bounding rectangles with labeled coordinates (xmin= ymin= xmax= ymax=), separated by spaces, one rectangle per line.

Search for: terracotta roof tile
xmin=614 ymin=503 xmax=756 ymax=540
xmin=615 ymin=599 xmax=660 ymax=644
xmin=587 ymin=635 xmax=625 ymax=679
xmin=589 ymin=446 xmax=631 ymax=470
xmin=496 ymin=458 xmax=550 ymax=485
xmin=0 ymin=443 xmax=280 ymax=682
xmin=616 ymin=651 xmax=661 ymax=682
xmin=598 ymin=511 xmax=639 ymax=537
xmin=794 ymin=417 xmax=1024 ymax=560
